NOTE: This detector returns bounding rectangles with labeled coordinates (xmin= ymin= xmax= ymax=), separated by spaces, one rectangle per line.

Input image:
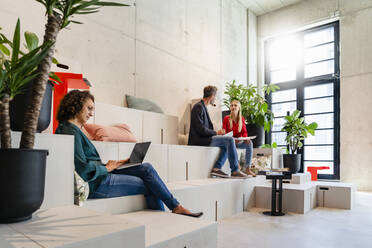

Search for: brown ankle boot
xmin=245 ymin=168 xmax=256 ymax=177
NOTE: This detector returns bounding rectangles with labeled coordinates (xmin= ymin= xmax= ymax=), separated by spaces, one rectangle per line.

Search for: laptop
xmin=115 ymin=142 xmax=151 ymax=170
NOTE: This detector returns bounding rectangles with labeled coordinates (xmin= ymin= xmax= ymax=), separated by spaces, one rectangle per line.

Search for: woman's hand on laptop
xmin=105 ymin=159 xmax=128 ymax=172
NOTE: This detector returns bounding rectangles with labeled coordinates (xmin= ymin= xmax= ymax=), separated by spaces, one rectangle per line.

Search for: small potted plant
xmin=0 ymin=0 xmax=128 ymax=223
xmin=223 ymin=80 xmax=279 ymax=147
xmin=281 ymin=110 xmax=318 ymax=173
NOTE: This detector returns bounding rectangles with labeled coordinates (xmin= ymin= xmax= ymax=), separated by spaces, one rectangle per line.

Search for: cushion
xmin=74 ymin=171 xmax=89 ymax=206
xmin=83 ymin=123 xmax=137 ymax=142
xmin=126 ymin=94 xmax=164 ymax=113
xmin=251 ymin=154 xmax=272 ymax=174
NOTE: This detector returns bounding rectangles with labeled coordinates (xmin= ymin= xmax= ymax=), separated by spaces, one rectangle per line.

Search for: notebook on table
xmin=115 ymin=142 xmax=151 ymax=170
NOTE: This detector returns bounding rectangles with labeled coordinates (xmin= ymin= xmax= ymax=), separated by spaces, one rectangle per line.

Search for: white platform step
xmin=256 ymin=181 xmax=317 ymax=214
xmin=83 ymin=177 xmax=266 ymax=222
xmin=316 ymin=181 xmax=356 ymax=209
xmin=119 ymin=210 xmax=217 ymax=248
xmin=1 ymin=206 xmax=145 ymax=248
xmin=256 ymin=180 xmax=356 ymax=214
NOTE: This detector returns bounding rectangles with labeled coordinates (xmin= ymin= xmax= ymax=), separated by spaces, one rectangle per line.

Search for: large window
xmin=265 ymin=22 xmax=340 ymax=180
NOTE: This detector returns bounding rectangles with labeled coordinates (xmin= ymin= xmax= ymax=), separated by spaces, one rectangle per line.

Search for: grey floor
xmin=218 ymin=192 xmax=372 ymax=248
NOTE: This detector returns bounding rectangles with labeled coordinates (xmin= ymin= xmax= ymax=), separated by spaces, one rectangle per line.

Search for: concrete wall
xmin=0 ymin=0 xmax=248 ymax=123
xmin=257 ymin=0 xmax=372 ymax=191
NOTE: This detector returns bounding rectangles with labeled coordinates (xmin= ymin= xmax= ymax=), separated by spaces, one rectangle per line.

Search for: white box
xmin=316 ymin=182 xmax=356 ymax=209
xmin=291 ymin=173 xmax=311 ymax=184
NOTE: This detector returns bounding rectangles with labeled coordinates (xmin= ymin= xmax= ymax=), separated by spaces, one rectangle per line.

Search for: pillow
xmin=251 ymin=154 xmax=272 ymax=174
xmin=126 ymin=94 xmax=164 ymax=114
xmin=74 ymin=171 xmax=89 ymax=206
xmin=84 ymin=123 xmax=137 ymax=142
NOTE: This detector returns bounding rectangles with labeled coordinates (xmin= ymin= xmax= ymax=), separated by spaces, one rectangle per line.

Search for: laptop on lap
xmin=115 ymin=142 xmax=151 ymax=170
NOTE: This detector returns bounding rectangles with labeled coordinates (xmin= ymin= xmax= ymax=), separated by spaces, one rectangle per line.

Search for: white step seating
xmin=93 ymin=102 xmax=179 ymax=145
xmin=256 ymin=181 xmax=317 ymax=214
xmin=316 ymin=181 xmax=356 ymax=209
xmin=9 ymin=132 xmax=74 ymax=210
xmin=84 ymin=177 xmax=266 ymax=222
xmin=255 ymin=180 xmax=356 ymax=214
xmin=1 ymin=130 xmax=357 ymax=248
xmin=1 ymin=206 xmax=145 ymax=248
xmin=119 ymin=210 xmax=217 ymax=248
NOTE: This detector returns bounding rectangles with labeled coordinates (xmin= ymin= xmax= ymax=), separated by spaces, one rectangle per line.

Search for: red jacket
xmin=223 ymin=115 xmax=248 ymax=138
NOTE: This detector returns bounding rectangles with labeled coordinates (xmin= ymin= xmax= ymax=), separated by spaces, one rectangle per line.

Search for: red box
xmin=52 ymin=72 xmax=90 ymax=133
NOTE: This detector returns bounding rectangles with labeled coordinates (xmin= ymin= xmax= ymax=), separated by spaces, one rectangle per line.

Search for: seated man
xmin=188 ymin=85 xmax=248 ymax=178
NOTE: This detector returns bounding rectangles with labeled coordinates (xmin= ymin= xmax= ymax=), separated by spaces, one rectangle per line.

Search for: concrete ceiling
xmin=239 ymin=0 xmax=305 ymax=15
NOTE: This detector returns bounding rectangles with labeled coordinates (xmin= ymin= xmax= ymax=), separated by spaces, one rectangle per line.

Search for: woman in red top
xmin=223 ymin=100 xmax=255 ymax=176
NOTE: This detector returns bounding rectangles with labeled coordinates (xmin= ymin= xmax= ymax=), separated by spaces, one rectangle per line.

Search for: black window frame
xmin=265 ymin=21 xmax=340 ymax=180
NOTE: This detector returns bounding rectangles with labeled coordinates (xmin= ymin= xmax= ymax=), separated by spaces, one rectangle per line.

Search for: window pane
xmin=304 ymin=161 xmax=334 ymax=175
xmin=305 ymin=130 xmax=334 ymax=145
xmin=273 ymin=117 xmax=285 ymax=132
xmin=305 ymin=43 xmax=334 ymax=63
xmin=305 ymin=113 xmax=334 ymax=129
xmin=269 ymin=35 xmax=301 ymax=70
xmin=272 ymin=101 xmax=297 ymax=117
xmin=304 ymin=146 xmax=333 ymax=161
xmin=270 ymin=68 xmax=296 ymax=84
xmin=272 ymin=132 xmax=287 ymax=146
xmin=272 ymin=89 xmax=297 ymax=103
xmin=304 ymin=97 xmax=333 ymax=114
xmin=304 ymin=83 xmax=333 ymax=99
xmin=304 ymin=27 xmax=334 ymax=47
xmin=305 ymin=60 xmax=334 ymax=78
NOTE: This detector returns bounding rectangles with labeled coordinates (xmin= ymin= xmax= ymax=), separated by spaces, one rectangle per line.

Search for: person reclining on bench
xmin=188 ymin=85 xmax=248 ymax=179
xmin=55 ymin=90 xmax=202 ymax=218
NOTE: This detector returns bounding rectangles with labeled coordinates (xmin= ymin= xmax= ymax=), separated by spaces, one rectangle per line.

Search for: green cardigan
xmin=55 ymin=121 xmax=108 ymax=196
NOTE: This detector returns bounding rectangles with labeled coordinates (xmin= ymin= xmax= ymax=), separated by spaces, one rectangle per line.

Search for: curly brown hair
xmin=57 ymin=90 xmax=95 ymax=123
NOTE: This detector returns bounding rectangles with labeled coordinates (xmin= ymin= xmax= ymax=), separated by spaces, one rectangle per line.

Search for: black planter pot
xmin=10 ymin=80 xmax=53 ymax=133
xmin=222 ymin=110 xmax=230 ymax=120
xmin=0 ymin=148 xmax=48 ymax=223
xmin=283 ymin=154 xmax=302 ymax=173
xmin=246 ymin=124 xmax=264 ymax=148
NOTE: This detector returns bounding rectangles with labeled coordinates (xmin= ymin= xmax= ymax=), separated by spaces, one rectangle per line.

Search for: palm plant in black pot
xmin=0 ymin=0 xmax=129 ymax=223
xmin=223 ymin=80 xmax=279 ymax=147
xmin=281 ymin=110 xmax=318 ymax=173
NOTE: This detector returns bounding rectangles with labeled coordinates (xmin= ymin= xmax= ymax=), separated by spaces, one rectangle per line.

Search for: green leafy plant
xmin=223 ymin=80 xmax=279 ymax=132
xmin=0 ymin=0 xmax=129 ymax=150
xmin=0 ymin=20 xmax=54 ymax=148
xmin=281 ymin=110 xmax=318 ymax=154
xmin=260 ymin=142 xmax=278 ymax=148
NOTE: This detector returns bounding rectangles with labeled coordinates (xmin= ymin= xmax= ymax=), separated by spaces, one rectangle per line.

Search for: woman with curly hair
xmin=55 ymin=90 xmax=202 ymax=217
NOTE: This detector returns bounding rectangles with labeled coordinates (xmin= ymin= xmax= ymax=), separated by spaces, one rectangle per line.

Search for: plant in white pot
xmin=281 ymin=110 xmax=318 ymax=173
xmin=0 ymin=0 xmax=129 ymax=223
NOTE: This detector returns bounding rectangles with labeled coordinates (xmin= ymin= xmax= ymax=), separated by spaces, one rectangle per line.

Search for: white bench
xmin=255 ymin=179 xmax=356 ymax=214
xmin=93 ymin=102 xmax=179 ymax=145
xmin=119 ymin=210 xmax=217 ymax=248
xmin=1 ymin=206 xmax=145 ymax=248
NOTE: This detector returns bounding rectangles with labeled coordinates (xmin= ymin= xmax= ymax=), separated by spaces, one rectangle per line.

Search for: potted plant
xmin=0 ymin=0 xmax=128 ymax=223
xmin=223 ymin=80 xmax=279 ymax=147
xmin=281 ymin=110 xmax=318 ymax=173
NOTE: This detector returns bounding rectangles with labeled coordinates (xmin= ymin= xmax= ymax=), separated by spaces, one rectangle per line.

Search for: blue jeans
xmin=236 ymin=141 xmax=253 ymax=169
xmin=210 ymin=136 xmax=239 ymax=172
xmin=90 ymin=163 xmax=179 ymax=211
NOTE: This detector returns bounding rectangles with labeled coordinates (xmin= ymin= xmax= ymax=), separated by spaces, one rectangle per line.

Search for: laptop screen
xmin=129 ymin=142 xmax=151 ymax=163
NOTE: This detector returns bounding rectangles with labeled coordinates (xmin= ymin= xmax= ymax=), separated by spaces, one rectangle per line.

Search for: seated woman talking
xmin=55 ymin=90 xmax=202 ymax=217
xmin=223 ymin=100 xmax=256 ymax=177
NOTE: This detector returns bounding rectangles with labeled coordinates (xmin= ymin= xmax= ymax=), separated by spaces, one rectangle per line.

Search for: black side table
xmin=263 ymin=173 xmax=285 ymax=216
